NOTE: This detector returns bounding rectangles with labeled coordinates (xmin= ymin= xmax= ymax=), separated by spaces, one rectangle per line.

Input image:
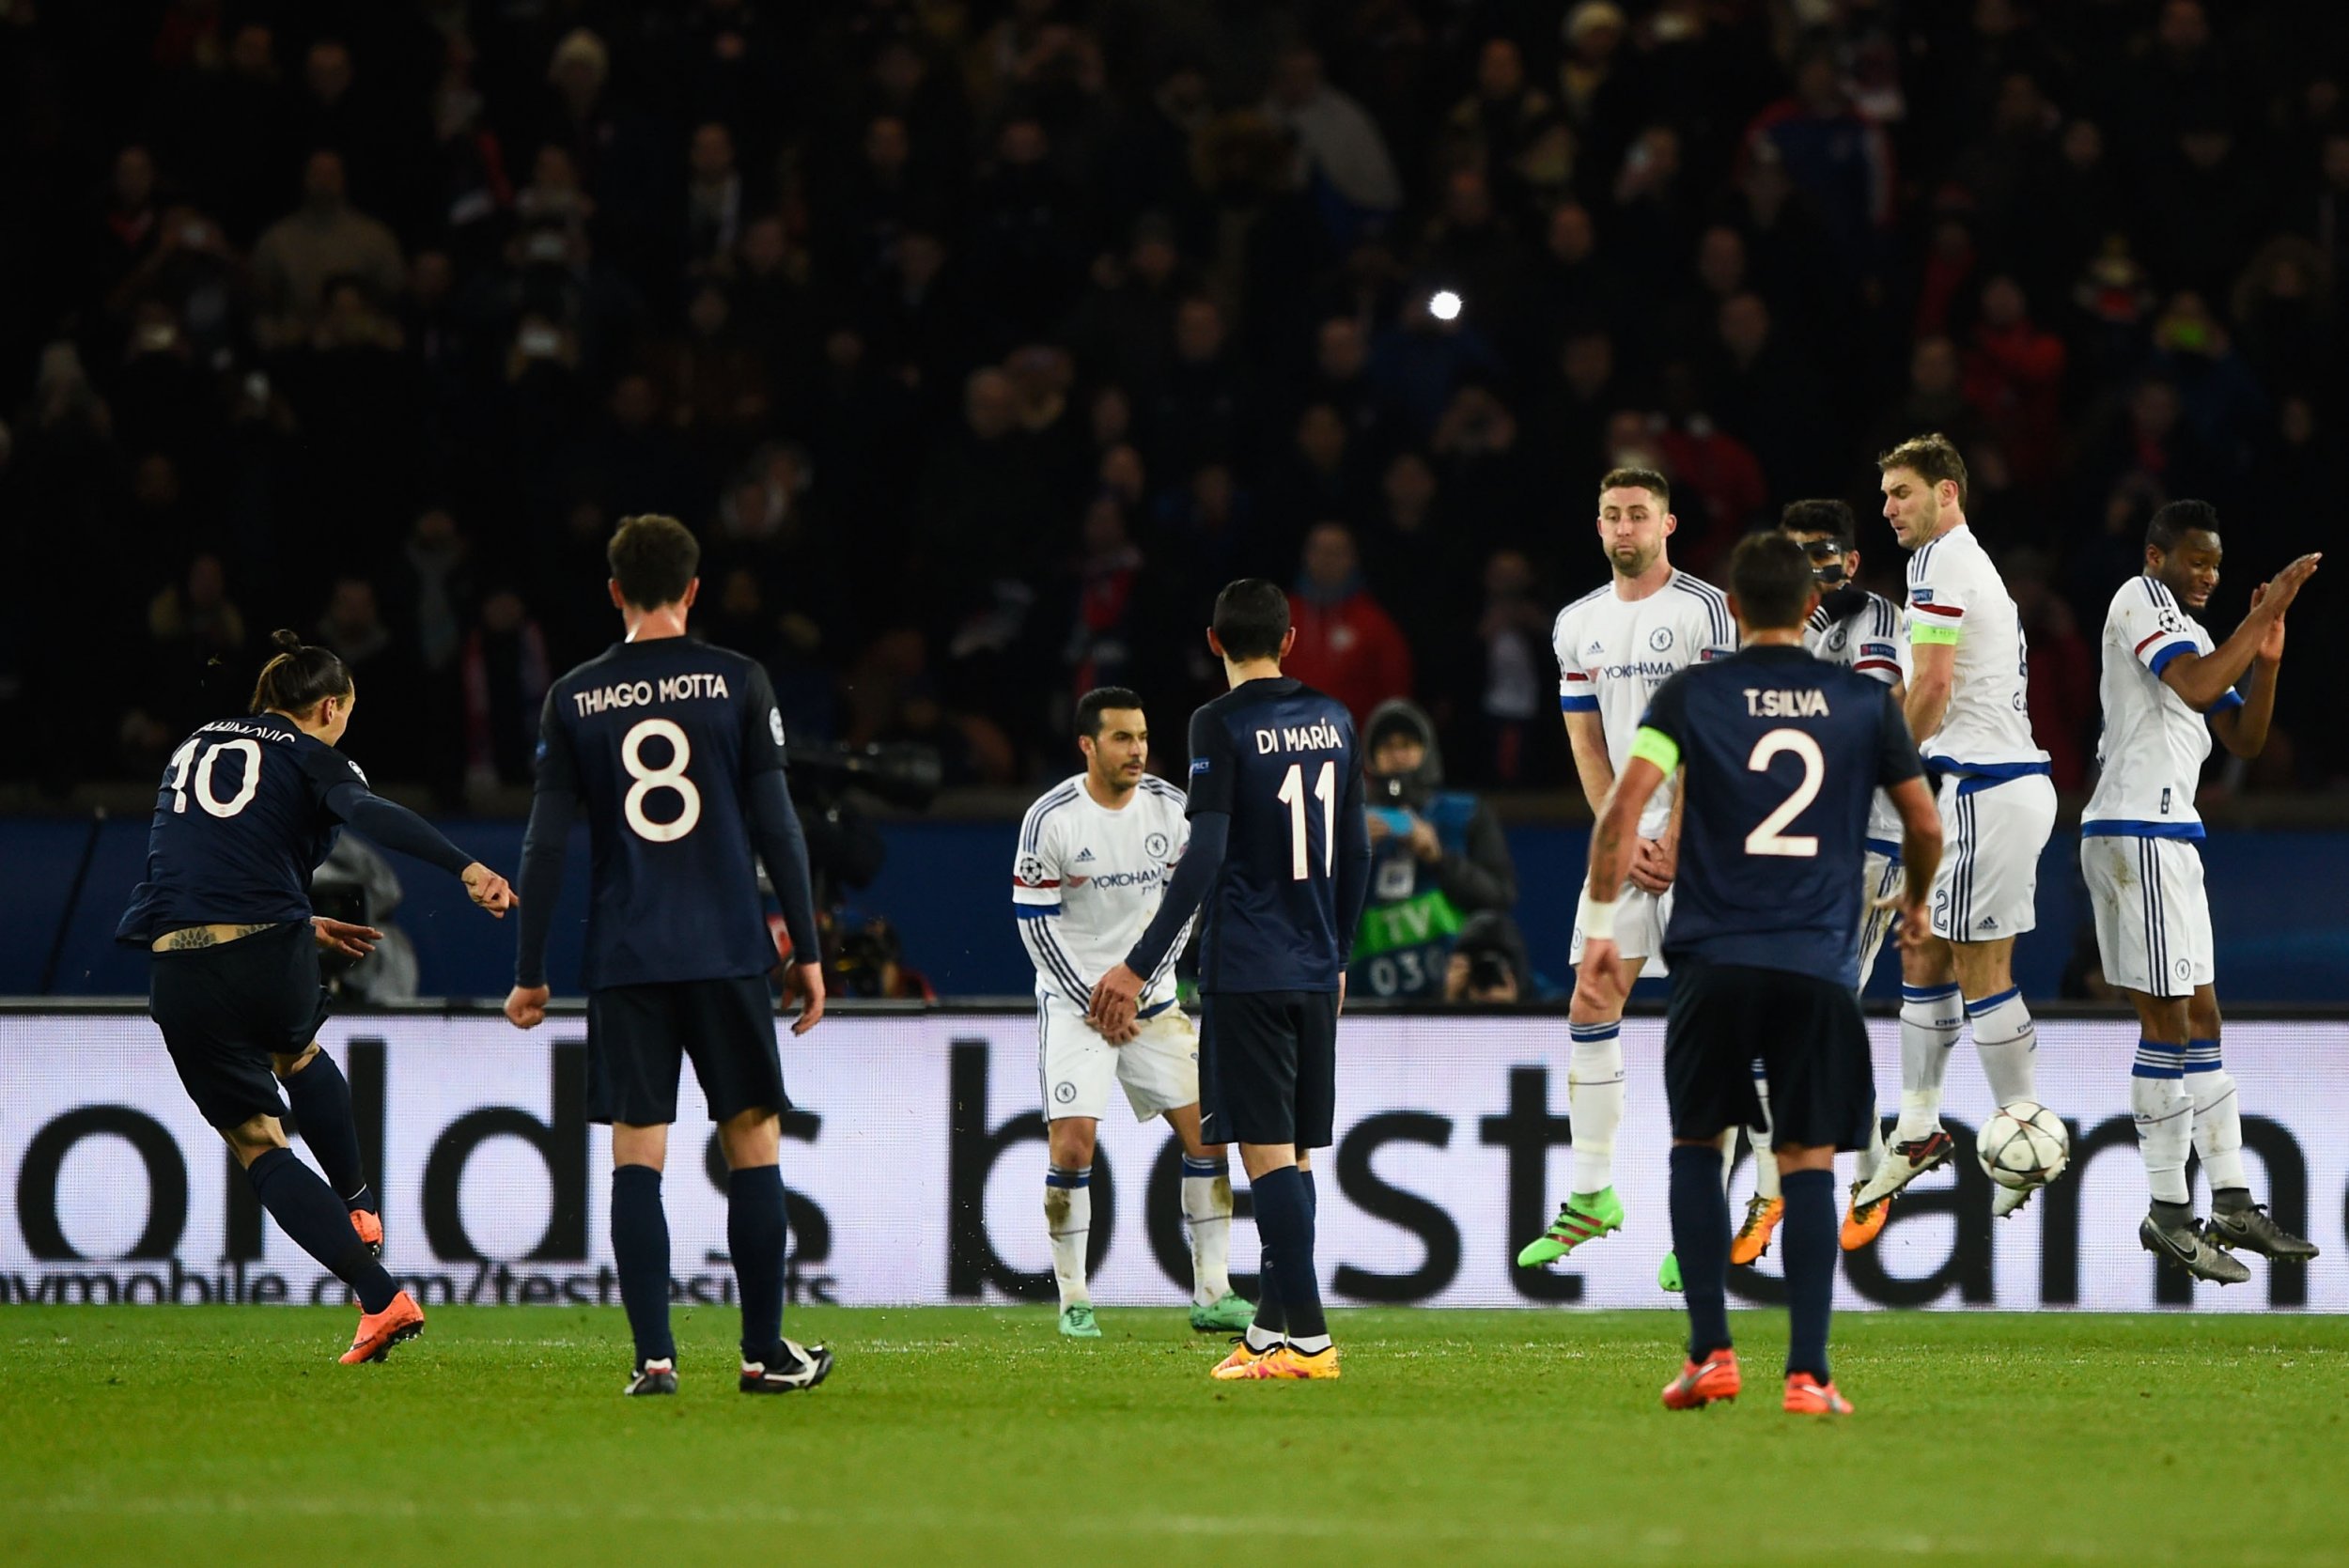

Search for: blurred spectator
xmin=250 ymin=150 xmax=405 ymax=349
xmin=1284 ymin=522 xmax=1412 ymax=725
xmin=1454 ymin=548 xmax=1562 ymax=789
xmin=1265 ymin=44 xmax=1403 ymax=241
xmin=1444 ymin=909 xmax=1548 ymax=1003
xmin=2006 ymin=550 xmax=2096 ymax=792
xmin=1351 ymin=698 xmax=1517 ymax=1001
xmin=1962 ymin=275 xmax=2067 ymax=489
xmin=459 ymin=589 xmax=550 ymax=797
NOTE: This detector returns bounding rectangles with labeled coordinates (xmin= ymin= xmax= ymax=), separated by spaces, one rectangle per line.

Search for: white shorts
xmin=1038 ymin=993 xmax=1199 ymax=1123
xmin=1930 ymin=771 xmax=2055 ymax=942
xmin=2080 ymin=833 xmax=2214 ymax=999
xmin=1855 ymin=847 xmax=1903 ymax=982
xmin=1570 ymin=884 xmax=1672 ymax=973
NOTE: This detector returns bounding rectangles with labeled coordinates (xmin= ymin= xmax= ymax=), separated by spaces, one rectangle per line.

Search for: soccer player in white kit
xmin=2081 ymin=501 xmax=2322 ymax=1281
xmin=1012 ymin=687 xmax=1252 ymax=1338
xmin=1859 ymin=434 xmax=2060 ymax=1220
xmin=1517 ymin=468 xmax=1735 ymax=1278
xmin=1766 ymin=501 xmax=1911 ymax=1257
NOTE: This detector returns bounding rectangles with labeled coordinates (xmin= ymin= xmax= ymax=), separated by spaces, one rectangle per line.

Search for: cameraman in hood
xmin=1352 ymin=699 xmax=1518 ymax=1000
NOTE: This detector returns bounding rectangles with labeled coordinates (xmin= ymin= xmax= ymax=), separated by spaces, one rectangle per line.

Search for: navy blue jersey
xmin=117 ymin=714 xmax=370 ymax=942
xmin=1639 ymin=645 xmax=1923 ymax=986
xmin=1183 ymin=678 xmax=1368 ymax=993
xmin=537 ymin=639 xmax=788 ymax=988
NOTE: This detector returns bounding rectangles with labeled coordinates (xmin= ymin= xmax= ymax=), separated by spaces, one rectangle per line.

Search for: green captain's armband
xmin=1628 ymin=726 xmax=1680 ymax=774
xmin=1910 ymin=621 xmax=1962 ymax=646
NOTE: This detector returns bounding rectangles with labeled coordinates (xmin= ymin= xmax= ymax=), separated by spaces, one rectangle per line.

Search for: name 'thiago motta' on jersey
xmin=2079 ymin=500 xmax=2321 ymax=1281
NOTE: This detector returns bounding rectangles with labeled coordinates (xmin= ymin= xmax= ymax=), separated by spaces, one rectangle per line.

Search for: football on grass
xmin=1977 ymin=1101 xmax=2071 ymax=1190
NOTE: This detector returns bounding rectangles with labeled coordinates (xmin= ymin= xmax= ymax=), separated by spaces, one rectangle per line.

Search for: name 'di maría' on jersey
xmin=1253 ymin=722 xmax=1346 ymax=753
xmin=570 ymin=672 xmax=732 ymax=717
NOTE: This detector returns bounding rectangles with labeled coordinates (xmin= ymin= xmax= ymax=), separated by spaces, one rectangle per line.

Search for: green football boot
xmin=1516 ymin=1188 xmax=1626 ymax=1267
xmin=1189 ymin=1292 xmax=1255 ymax=1332
xmin=1657 ymin=1251 xmax=1683 ymax=1293
xmin=1058 ymin=1303 xmax=1101 ymax=1338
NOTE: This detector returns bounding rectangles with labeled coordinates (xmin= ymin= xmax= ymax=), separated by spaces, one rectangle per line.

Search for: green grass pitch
xmin=5 ymin=1306 xmax=2346 ymax=1567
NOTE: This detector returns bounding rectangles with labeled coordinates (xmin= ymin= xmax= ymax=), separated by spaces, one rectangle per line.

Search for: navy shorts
xmin=1664 ymin=959 xmax=1873 ymax=1150
xmin=1199 ymin=990 xmax=1338 ymax=1149
xmin=148 ymin=922 xmax=329 ymax=1130
xmin=585 ymin=976 xmax=788 ymax=1126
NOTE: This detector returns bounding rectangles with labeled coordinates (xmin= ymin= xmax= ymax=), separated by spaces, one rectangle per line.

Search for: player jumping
xmin=1013 ymin=686 xmax=1253 ymax=1338
xmin=1579 ymin=533 xmax=1940 ymax=1416
xmin=1519 ymin=468 xmax=1735 ymax=1289
xmin=506 ymin=513 xmax=829 ymax=1397
xmin=2080 ymin=501 xmax=2322 ymax=1281
xmin=1781 ymin=501 xmax=1911 ymax=1252
xmin=1857 ymin=435 xmax=2059 ymax=1221
xmin=117 ymin=629 xmax=517 ymax=1365
xmin=1090 ymin=580 xmax=1369 ymax=1382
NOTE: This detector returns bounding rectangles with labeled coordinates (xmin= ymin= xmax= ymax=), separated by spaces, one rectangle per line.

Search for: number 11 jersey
xmin=537 ymin=639 xmax=789 ymax=989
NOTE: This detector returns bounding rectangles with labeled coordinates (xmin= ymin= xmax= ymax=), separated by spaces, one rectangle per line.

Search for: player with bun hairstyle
xmin=118 ymin=629 xmax=517 ymax=1365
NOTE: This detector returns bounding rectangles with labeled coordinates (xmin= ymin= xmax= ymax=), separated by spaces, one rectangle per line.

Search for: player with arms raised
xmin=117 ymin=631 xmax=516 ymax=1365
xmin=1856 ymin=435 xmax=2058 ymax=1221
xmin=1519 ymin=468 xmax=1735 ymax=1285
xmin=1089 ymin=580 xmax=1370 ymax=1381
xmin=1013 ymin=687 xmax=1252 ymax=1338
xmin=1580 ymin=534 xmax=1940 ymax=1415
xmin=505 ymin=514 xmax=828 ymax=1397
xmin=2081 ymin=501 xmax=2322 ymax=1281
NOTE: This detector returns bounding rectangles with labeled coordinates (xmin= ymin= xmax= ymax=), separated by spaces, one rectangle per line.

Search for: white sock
xmin=1855 ymin=1103 xmax=1887 ymax=1184
xmin=1568 ymin=1021 xmax=1626 ymax=1195
xmin=2131 ymin=1042 xmax=2192 ymax=1205
xmin=1045 ymin=1166 xmax=1091 ymax=1308
xmin=1181 ymin=1157 xmax=1234 ymax=1304
xmin=1750 ymin=1067 xmax=1781 ymax=1201
xmin=1896 ymin=985 xmax=1962 ymax=1137
xmin=1967 ymin=986 xmax=2038 ymax=1107
xmin=2186 ymin=1042 xmax=2247 ymax=1190
xmin=1716 ymin=1124 xmax=1739 ymax=1194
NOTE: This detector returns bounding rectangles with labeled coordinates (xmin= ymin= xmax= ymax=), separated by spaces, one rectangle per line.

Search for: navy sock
xmin=611 ymin=1165 xmax=676 ymax=1364
xmin=1781 ymin=1168 xmax=1838 ymax=1383
xmin=728 ymin=1165 xmax=789 ymax=1361
xmin=1669 ymin=1143 xmax=1732 ymax=1358
xmin=246 ymin=1147 xmax=396 ymax=1312
xmin=1251 ymin=1166 xmax=1325 ymax=1341
xmin=282 ymin=1051 xmax=373 ymax=1213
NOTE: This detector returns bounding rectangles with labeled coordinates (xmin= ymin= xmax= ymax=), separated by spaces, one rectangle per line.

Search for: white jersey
xmin=1553 ymin=568 xmax=1735 ymax=839
xmin=1804 ymin=588 xmax=1907 ymax=847
xmin=1904 ymin=522 xmax=2048 ymax=770
xmin=2082 ymin=575 xmax=2239 ymax=837
xmin=1012 ymin=773 xmax=1192 ymax=1011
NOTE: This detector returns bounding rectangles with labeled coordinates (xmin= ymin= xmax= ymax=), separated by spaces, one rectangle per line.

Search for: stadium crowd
xmin=3 ymin=0 xmax=2346 ymax=801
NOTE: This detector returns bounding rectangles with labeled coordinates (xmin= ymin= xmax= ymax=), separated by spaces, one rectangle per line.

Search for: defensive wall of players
xmin=5 ymin=1006 xmax=2343 ymax=1312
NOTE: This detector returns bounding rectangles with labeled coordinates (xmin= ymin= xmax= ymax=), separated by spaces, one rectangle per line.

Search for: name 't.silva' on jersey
xmin=1745 ymin=688 xmax=1832 ymax=718
xmin=570 ymin=671 xmax=733 ymax=717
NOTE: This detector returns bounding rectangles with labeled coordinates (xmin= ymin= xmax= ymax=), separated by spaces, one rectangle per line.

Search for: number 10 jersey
xmin=536 ymin=639 xmax=791 ymax=989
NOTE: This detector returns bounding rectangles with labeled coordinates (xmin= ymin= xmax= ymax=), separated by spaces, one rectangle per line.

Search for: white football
xmin=1977 ymin=1101 xmax=2070 ymax=1191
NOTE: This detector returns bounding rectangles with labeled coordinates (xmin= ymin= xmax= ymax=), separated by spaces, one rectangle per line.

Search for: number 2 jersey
xmin=534 ymin=638 xmax=793 ymax=989
xmin=1637 ymin=645 xmax=1925 ymax=987
xmin=117 ymin=713 xmax=464 ymax=941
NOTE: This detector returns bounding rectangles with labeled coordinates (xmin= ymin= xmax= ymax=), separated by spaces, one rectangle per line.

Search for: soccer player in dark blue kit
xmin=117 ymin=630 xmax=518 ymax=1365
xmin=1090 ymin=579 xmax=1370 ymax=1382
xmin=1577 ymin=535 xmax=1942 ymax=1416
xmin=504 ymin=514 xmax=829 ymax=1398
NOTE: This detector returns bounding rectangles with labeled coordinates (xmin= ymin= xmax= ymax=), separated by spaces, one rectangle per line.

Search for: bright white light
xmin=1428 ymin=290 xmax=1463 ymax=321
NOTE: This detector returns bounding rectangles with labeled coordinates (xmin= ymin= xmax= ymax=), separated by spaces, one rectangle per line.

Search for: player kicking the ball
xmin=1857 ymin=435 xmax=2060 ymax=1222
xmin=2081 ymin=502 xmax=2321 ymax=1282
xmin=1013 ymin=688 xmax=1252 ymax=1338
xmin=1090 ymin=581 xmax=1369 ymax=1381
xmin=506 ymin=514 xmax=830 ymax=1397
xmin=1520 ymin=469 xmax=1735 ymax=1288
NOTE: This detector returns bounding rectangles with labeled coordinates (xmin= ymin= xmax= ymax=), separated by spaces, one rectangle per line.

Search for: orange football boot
xmin=1782 ymin=1374 xmax=1854 ymax=1416
xmin=1660 ymin=1348 xmax=1741 ymax=1409
xmin=339 ymin=1290 xmax=425 ymax=1365
xmin=1730 ymin=1196 xmax=1783 ymax=1265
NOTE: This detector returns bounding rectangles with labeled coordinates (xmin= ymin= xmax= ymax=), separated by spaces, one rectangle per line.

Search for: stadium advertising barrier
xmin=3 ymin=1010 xmax=2342 ymax=1312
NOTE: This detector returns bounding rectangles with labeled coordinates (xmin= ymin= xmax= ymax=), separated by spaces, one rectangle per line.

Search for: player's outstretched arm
xmin=505 ymin=784 xmax=575 ymax=1028
xmin=745 ymin=768 xmax=825 ymax=1035
xmin=322 ymin=780 xmax=515 ymax=914
xmin=2164 ymin=552 xmax=2318 ymax=713
xmin=1098 ymin=811 xmax=1228 ymax=1031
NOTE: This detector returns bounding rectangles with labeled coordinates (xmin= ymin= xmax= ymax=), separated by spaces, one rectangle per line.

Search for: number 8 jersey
xmin=537 ymin=639 xmax=790 ymax=988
